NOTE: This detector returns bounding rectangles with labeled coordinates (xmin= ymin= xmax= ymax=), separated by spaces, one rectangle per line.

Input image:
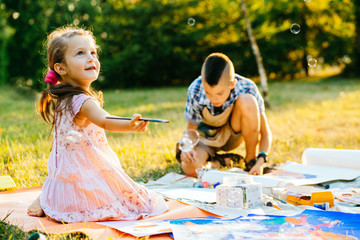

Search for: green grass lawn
xmin=1 ymin=76 xmax=360 ymax=239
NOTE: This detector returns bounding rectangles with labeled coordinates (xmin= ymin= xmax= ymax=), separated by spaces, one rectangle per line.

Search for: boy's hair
xmin=39 ymin=26 xmax=103 ymax=127
xmin=203 ymin=53 xmax=232 ymax=86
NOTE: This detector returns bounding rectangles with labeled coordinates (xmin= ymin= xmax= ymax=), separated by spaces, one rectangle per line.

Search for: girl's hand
xmin=130 ymin=114 xmax=149 ymax=132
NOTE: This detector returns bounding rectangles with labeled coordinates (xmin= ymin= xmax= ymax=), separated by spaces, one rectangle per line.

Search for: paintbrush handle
xmin=106 ymin=116 xmax=169 ymax=123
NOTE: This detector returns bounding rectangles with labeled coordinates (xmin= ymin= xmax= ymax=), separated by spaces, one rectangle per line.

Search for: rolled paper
xmin=301 ymin=148 xmax=360 ymax=170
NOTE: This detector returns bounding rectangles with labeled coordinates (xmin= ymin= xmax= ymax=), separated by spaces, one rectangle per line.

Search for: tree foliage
xmin=0 ymin=0 xmax=358 ymax=89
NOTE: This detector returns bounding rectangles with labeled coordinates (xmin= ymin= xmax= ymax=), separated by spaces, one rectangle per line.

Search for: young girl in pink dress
xmin=27 ymin=26 xmax=168 ymax=223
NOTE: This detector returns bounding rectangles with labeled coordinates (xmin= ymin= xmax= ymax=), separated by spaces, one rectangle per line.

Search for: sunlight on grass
xmin=1 ymin=78 xmax=360 ymax=189
xmin=1 ymin=78 xmax=360 ymax=239
xmin=268 ymin=83 xmax=360 ymax=163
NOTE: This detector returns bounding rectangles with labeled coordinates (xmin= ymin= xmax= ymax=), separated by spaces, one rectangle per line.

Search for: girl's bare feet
xmin=27 ymin=195 xmax=45 ymax=217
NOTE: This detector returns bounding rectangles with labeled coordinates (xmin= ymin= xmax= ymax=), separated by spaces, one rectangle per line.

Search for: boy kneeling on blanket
xmin=176 ymin=53 xmax=272 ymax=176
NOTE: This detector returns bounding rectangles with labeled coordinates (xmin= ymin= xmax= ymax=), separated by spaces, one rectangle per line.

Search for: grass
xmin=1 ymin=76 xmax=360 ymax=239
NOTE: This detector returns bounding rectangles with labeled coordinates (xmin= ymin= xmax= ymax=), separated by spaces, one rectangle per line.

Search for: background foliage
xmin=0 ymin=0 xmax=359 ymax=90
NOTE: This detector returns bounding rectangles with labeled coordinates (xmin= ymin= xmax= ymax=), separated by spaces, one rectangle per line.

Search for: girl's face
xmin=60 ymin=35 xmax=100 ymax=88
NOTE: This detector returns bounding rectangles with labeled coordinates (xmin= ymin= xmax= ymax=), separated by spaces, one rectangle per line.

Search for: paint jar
xmin=237 ymin=174 xmax=262 ymax=209
xmin=216 ymin=174 xmax=262 ymax=209
xmin=216 ymin=176 xmax=244 ymax=208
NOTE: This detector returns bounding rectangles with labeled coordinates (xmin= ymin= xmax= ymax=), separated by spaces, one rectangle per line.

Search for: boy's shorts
xmin=176 ymin=122 xmax=243 ymax=163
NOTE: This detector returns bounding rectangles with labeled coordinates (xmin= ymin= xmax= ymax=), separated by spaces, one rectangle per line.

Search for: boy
xmin=176 ymin=53 xmax=272 ymax=175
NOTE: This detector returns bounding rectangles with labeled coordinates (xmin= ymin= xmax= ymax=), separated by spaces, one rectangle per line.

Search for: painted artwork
xmin=98 ymin=216 xmax=220 ymax=237
xmin=170 ymin=210 xmax=359 ymax=240
xmin=266 ymin=170 xmax=316 ymax=179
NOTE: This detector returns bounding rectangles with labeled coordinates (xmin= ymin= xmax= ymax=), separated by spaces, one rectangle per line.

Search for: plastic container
xmin=216 ymin=175 xmax=262 ymax=209
xmin=216 ymin=176 xmax=244 ymax=208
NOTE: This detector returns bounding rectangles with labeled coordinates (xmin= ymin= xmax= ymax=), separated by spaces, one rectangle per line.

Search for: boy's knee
xmin=235 ymin=94 xmax=259 ymax=115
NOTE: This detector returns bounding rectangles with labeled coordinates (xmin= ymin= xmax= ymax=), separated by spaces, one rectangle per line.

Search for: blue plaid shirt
xmin=184 ymin=74 xmax=265 ymax=126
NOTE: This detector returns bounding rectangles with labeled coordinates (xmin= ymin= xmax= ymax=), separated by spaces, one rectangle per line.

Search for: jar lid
xmin=223 ymin=174 xmax=253 ymax=186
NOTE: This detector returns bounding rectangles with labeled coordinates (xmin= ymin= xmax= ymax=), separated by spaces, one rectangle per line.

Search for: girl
xmin=27 ymin=26 xmax=168 ymax=222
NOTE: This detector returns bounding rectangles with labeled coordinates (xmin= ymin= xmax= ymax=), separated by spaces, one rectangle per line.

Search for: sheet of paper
xmin=277 ymin=161 xmax=360 ymax=185
xmin=153 ymin=188 xmax=217 ymax=203
xmin=98 ymin=216 xmax=221 ymax=237
xmin=201 ymin=170 xmax=294 ymax=188
xmin=97 ymin=220 xmax=172 ymax=237
xmin=179 ymin=199 xmax=248 ymax=219
xmin=335 ymin=188 xmax=360 ymax=205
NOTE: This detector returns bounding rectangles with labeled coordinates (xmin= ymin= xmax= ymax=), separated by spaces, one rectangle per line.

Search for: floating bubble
xmin=341 ymin=55 xmax=351 ymax=64
xmin=188 ymin=18 xmax=196 ymax=26
xmin=304 ymin=0 xmax=312 ymax=2
xmin=68 ymin=3 xmax=75 ymax=12
xmin=290 ymin=23 xmax=301 ymax=34
xmin=178 ymin=129 xmax=200 ymax=152
xmin=12 ymin=12 xmax=20 ymax=20
xmin=307 ymin=57 xmax=317 ymax=67
xmin=66 ymin=130 xmax=82 ymax=143
xmin=179 ymin=136 xmax=194 ymax=152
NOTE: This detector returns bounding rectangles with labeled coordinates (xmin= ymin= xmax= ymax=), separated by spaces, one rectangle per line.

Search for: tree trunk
xmin=240 ymin=0 xmax=269 ymax=108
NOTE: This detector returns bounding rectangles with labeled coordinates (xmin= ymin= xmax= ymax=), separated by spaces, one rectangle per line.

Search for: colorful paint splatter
xmin=266 ymin=170 xmax=317 ymax=179
xmin=170 ymin=210 xmax=359 ymax=239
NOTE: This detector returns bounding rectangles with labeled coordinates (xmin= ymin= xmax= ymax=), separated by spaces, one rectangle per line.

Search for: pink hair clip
xmin=45 ymin=70 xmax=59 ymax=85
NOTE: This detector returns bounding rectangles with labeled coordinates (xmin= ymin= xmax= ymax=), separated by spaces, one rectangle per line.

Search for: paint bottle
xmin=237 ymin=174 xmax=262 ymax=209
xmin=216 ymin=176 xmax=244 ymax=208
xmin=216 ymin=174 xmax=262 ymax=209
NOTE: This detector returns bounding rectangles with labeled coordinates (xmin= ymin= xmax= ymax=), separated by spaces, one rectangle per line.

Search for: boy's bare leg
xmin=231 ymin=94 xmax=262 ymax=174
xmin=27 ymin=195 xmax=44 ymax=217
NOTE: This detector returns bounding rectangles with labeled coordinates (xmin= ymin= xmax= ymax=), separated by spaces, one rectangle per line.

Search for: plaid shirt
xmin=184 ymin=74 xmax=265 ymax=126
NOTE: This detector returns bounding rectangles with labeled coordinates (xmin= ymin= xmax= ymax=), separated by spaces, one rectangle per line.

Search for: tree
xmin=240 ymin=0 xmax=269 ymax=107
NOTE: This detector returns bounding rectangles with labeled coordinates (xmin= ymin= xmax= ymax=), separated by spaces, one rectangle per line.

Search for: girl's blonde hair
xmin=39 ymin=26 xmax=103 ymax=126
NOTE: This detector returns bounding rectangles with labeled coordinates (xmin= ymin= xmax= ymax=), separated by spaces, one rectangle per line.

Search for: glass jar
xmin=216 ymin=176 xmax=244 ymax=208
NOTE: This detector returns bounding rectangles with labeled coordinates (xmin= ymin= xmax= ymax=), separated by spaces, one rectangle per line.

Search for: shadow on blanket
xmin=0 ymin=186 xmax=218 ymax=239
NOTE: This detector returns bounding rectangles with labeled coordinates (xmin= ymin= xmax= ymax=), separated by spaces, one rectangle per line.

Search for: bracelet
xmin=256 ymin=151 xmax=267 ymax=163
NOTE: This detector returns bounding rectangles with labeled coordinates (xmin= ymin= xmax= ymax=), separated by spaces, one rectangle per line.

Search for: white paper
xmin=153 ymin=188 xmax=217 ymax=203
xmin=302 ymin=148 xmax=360 ymax=170
xmin=202 ymin=161 xmax=360 ymax=188
xmin=201 ymin=170 xmax=294 ymax=188
xmin=278 ymin=161 xmax=360 ymax=185
xmin=97 ymin=220 xmax=172 ymax=237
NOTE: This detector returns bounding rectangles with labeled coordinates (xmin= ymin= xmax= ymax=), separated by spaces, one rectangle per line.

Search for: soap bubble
xmin=178 ymin=137 xmax=193 ymax=152
xmin=290 ymin=23 xmax=301 ymax=34
xmin=179 ymin=129 xmax=200 ymax=152
xmin=66 ymin=130 xmax=82 ymax=143
xmin=307 ymin=56 xmax=317 ymax=67
xmin=188 ymin=18 xmax=196 ymax=26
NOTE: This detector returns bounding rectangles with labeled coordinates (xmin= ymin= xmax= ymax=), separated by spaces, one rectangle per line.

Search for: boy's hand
xmin=130 ymin=114 xmax=149 ymax=132
xmin=180 ymin=150 xmax=197 ymax=164
xmin=249 ymin=159 xmax=264 ymax=175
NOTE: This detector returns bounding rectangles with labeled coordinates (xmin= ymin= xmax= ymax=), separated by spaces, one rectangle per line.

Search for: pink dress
xmin=40 ymin=94 xmax=168 ymax=223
